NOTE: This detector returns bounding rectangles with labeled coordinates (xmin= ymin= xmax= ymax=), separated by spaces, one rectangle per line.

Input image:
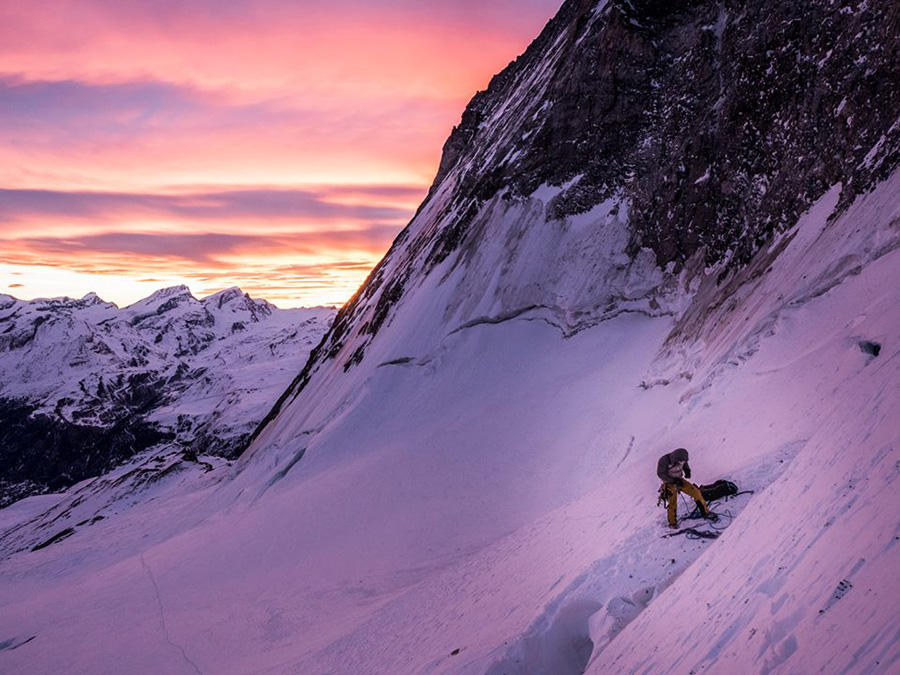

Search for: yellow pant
xmin=665 ymin=481 xmax=709 ymax=526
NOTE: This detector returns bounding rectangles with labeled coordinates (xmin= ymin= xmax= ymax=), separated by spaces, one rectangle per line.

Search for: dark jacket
xmin=657 ymin=448 xmax=691 ymax=483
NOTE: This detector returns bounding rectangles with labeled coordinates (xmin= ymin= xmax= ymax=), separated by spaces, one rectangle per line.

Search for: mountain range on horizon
xmin=2 ymin=283 xmax=339 ymax=313
xmin=2 ymin=1 xmax=900 ymax=674
xmin=0 ymin=285 xmax=334 ymax=507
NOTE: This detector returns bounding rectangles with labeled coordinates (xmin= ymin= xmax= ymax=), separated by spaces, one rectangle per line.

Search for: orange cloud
xmin=0 ymin=186 xmax=422 ymax=229
xmin=0 ymin=184 xmax=422 ymax=306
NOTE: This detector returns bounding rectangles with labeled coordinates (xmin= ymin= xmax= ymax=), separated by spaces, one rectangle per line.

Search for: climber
xmin=657 ymin=447 xmax=716 ymax=528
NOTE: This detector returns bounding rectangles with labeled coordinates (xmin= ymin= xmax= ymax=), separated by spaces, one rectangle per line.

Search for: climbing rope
xmin=662 ymin=526 xmax=719 ymax=540
xmin=662 ymin=485 xmax=755 ymax=539
xmin=678 ymin=494 xmax=736 ymax=532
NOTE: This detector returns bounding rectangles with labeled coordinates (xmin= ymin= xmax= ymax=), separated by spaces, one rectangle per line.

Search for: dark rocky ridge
xmin=305 ymin=0 xmax=900 ymax=377
xmin=431 ymin=0 xmax=900 ymax=269
xmin=0 ymin=398 xmax=172 ymax=507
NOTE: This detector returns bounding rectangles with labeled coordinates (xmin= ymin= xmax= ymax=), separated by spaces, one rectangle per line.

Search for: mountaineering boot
xmin=705 ymin=511 xmax=719 ymax=522
xmin=679 ymin=481 xmax=711 ymax=520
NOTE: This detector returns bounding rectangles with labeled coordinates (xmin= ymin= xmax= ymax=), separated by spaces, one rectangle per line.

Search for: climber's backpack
xmin=698 ymin=479 xmax=739 ymax=503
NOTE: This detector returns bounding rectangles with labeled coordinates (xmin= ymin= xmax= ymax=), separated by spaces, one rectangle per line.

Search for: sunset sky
xmin=0 ymin=0 xmax=563 ymax=308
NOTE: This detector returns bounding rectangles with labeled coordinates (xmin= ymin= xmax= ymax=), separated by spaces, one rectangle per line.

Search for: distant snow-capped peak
xmin=0 ymin=286 xmax=335 ymax=506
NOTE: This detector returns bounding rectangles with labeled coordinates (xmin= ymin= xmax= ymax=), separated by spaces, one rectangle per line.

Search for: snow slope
xmin=2 ymin=0 xmax=899 ymax=672
xmin=1 ymin=167 xmax=898 ymax=674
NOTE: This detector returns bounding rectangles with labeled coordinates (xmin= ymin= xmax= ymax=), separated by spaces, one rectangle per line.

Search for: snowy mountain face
xmin=281 ymin=0 xmax=899 ymax=394
xmin=2 ymin=2 xmax=900 ymax=675
xmin=0 ymin=287 xmax=334 ymax=506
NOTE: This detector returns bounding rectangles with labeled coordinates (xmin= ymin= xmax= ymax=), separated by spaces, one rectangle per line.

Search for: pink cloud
xmin=0 ymin=186 xmax=420 ymax=226
xmin=0 ymin=2 xmax=561 ymax=99
xmin=14 ymin=227 xmax=403 ymax=264
xmin=0 ymin=0 xmax=564 ymax=306
xmin=0 ymin=76 xmax=456 ymax=193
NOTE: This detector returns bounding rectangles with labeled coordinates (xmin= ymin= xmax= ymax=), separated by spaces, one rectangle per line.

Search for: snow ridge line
xmin=447 ymin=303 xmax=674 ymax=341
xmin=371 ymin=301 xmax=677 ymax=373
xmin=447 ymin=305 xmax=545 ymax=335
xmin=140 ymin=554 xmax=204 ymax=675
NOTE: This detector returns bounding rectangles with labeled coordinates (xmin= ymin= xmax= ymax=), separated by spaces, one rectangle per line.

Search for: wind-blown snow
xmin=1 ymin=164 xmax=898 ymax=674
